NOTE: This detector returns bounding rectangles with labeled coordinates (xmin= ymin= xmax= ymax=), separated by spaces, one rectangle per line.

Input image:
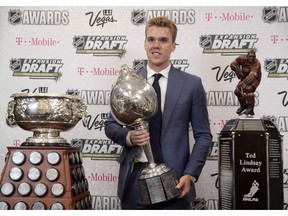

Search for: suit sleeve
xmin=184 ymin=77 xmax=213 ymax=180
xmin=104 ymin=112 xmax=131 ymax=147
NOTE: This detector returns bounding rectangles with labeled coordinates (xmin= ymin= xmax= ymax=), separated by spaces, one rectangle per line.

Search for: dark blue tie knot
xmin=153 ymin=73 xmax=162 ymax=82
xmin=153 ymin=73 xmax=162 ymax=83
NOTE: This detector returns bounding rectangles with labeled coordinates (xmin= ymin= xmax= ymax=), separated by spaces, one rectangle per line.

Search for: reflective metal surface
xmin=110 ymin=64 xmax=157 ymax=125
xmin=0 ymin=201 xmax=9 ymax=210
xmin=47 ymin=152 xmax=60 ymax=165
xmin=32 ymin=201 xmax=46 ymax=210
xmin=14 ymin=201 xmax=27 ymax=210
xmin=12 ymin=151 xmax=25 ymax=165
xmin=29 ymin=151 xmax=43 ymax=165
xmin=110 ymin=64 xmax=180 ymax=205
xmin=27 ymin=167 xmax=41 ymax=181
xmin=45 ymin=168 xmax=59 ymax=182
xmin=6 ymin=93 xmax=87 ymax=145
xmin=17 ymin=182 xmax=31 ymax=196
xmin=51 ymin=183 xmax=64 ymax=197
xmin=9 ymin=167 xmax=23 ymax=181
xmin=50 ymin=202 xmax=64 ymax=210
xmin=34 ymin=183 xmax=48 ymax=197
xmin=0 ymin=182 xmax=14 ymax=196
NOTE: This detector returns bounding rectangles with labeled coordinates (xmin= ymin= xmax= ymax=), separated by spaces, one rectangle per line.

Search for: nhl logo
xmin=199 ymin=35 xmax=212 ymax=49
xmin=264 ymin=59 xmax=277 ymax=72
xmin=66 ymin=89 xmax=80 ymax=96
xmin=262 ymin=7 xmax=278 ymax=23
xmin=131 ymin=10 xmax=145 ymax=25
xmin=10 ymin=59 xmax=22 ymax=71
xmin=133 ymin=60 xmax=147 ymax=72
xmin=73 ymin=36 xmax=85 ymax=49
xmin=8 ymin=10 xmax=21 ymax=25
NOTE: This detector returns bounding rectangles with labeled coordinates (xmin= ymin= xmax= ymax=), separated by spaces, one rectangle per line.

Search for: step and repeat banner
xmin=0 ymin=6 xmax=287 ymax=210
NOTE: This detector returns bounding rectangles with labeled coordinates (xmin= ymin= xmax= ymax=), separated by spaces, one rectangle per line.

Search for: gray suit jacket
xmin=104 ymin=65 xmax=212 ymax=204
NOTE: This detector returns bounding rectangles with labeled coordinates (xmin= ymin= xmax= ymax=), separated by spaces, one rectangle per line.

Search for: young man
xmin=105 ymin=16 xmax=212 ymax=209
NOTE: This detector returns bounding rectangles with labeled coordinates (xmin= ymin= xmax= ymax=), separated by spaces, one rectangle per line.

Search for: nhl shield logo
xmin=133 ymin=60 xmax=147 ymax=72
xmin=8 ymin=10 xmax=21 ymax=25
xmin=10 ymin=59 xmax=22 ymax=71
xmin=131 ymin=10 xmax=145 ymax=25
xmin=199 ymin=35 xmax=212 ymax=49
xmin=66 ymin=89 xmax=80 ymax=96
xmin=262 ymin=7 xmax=278 ymax=23
xmin=264 ymin=59 xmax=277 ymax=72
xmin=73 ymin=36 xmax=85 ymax=49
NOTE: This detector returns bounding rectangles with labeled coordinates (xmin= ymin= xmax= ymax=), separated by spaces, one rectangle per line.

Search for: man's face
xmin=144 ymin=26 xmax=176 ymax=72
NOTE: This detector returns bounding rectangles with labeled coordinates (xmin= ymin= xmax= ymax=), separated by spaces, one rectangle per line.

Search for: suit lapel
xmin=162 ymin=67 xmax=185 ymax=131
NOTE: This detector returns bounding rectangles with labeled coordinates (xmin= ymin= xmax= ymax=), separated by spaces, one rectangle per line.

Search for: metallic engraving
xmin=6 ymin=93 xmax=87 ymax=145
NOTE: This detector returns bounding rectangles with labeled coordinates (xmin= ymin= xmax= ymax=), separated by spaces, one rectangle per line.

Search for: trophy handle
xmin=73 ymin=99 xmax=88 ymax=127
xmin=6 ymin=100 xmax=16 ymax=126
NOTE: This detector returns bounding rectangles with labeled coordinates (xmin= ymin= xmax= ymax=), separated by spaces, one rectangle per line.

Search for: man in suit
xmin=104 ymin=16 xmax=212 ymax=209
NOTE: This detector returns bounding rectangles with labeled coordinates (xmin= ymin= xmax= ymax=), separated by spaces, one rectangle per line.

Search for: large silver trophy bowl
xmin=110 ymin=64 xmax=180 ymax=205
xmin=6 ymin=93 xmax=87 ymax=146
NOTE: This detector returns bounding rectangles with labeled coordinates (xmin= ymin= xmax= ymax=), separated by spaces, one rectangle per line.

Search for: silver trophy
xmin=110 ymin=64 xmax=180 ymax=205
xmin=6 ymin=93 xmax=87 ymax=146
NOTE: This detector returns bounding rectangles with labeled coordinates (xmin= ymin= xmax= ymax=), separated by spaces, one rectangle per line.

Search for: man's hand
xmin=176 ymin=175 xmax=191 ymax=198
xmin=130 ymin=130 xmax=149 ymax=146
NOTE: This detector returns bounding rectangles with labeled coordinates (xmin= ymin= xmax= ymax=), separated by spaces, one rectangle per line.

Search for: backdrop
xmin=0 ymin=6 xmax=287 ymax=210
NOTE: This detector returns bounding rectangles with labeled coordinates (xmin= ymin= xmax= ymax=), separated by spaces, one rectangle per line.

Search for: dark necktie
xmin=149 ymin=73 xmax=164 ymax=163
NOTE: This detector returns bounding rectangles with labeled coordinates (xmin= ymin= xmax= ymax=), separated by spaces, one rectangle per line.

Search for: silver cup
xmin=110 ymin=64 xmax=180 ymax=205
xmin=6 ymin=93 xmax=87 ymax=146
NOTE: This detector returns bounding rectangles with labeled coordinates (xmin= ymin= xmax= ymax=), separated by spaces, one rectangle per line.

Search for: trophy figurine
xmin=110 ymin=64 xmax=180 ymax=205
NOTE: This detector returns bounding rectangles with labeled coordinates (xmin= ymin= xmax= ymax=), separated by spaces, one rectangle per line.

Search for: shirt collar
xmin=147 ymin=64 xmax=171 ymax=79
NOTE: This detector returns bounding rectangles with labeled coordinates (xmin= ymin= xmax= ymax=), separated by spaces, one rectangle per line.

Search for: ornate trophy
xmin=0 ymin=93 xmax=91 ymax=210
xmin=6 ymin=93 xmax=87 ymax=146
xmin=110 ymin=64 xmax=180 ymax=205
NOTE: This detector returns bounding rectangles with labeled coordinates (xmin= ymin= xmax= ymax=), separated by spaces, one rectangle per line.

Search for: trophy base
xmin=138 ymin=164 xmax=180 ymax=205
xmin=0 ymin=146 xmax=91 ymax=210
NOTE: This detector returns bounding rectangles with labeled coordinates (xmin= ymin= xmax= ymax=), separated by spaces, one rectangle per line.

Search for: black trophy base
xmin=218 ymin=118 xmax=283 ymax=209
xmin=138 ymin=168 xmax=180 ymax=205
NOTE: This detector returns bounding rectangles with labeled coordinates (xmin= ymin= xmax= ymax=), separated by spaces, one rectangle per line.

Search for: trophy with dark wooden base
xmin=110 ymin=65 xmax=180 ymax=205
xmin=0 ymin=93 xmax=92 ymax=210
